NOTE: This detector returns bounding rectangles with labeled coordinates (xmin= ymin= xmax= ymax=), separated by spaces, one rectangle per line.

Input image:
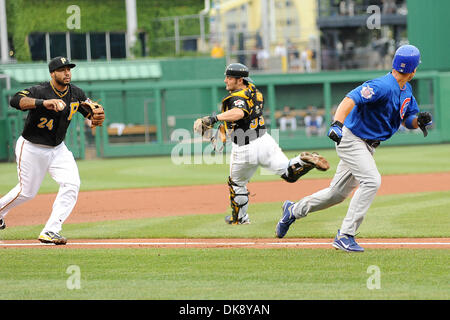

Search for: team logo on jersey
xmin=360 ymin=85 xmax=374 ymax=99
xmin=68 ymin=102 xmax=79 ymax=121
xmin=400 ymin=98 xmax=411 ymax=119
xmin=234 ymin=100 xmax=245 ymax=107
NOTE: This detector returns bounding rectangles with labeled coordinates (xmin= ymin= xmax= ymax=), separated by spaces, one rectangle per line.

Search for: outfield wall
xmin=0 ymin=59 xmax=449 ymax=160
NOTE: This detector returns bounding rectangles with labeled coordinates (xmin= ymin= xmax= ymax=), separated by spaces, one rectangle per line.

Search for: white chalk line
xmin=0 ymin=241 xmax=449 ymax=247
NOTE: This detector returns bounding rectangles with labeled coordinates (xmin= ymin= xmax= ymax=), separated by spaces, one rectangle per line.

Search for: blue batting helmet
xmin=392 ymin=45 xmax=421 ymax=74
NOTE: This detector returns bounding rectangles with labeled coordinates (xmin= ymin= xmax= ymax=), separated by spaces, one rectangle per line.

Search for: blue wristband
xmin=404 ymin=115 xmax=416 ymax=129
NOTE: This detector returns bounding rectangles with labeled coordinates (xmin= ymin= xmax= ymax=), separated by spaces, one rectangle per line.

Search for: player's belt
xmin=232 ymin=129 xmax=266 ymax=146
xmin=362 ymin=139 xmax=380 ymax=148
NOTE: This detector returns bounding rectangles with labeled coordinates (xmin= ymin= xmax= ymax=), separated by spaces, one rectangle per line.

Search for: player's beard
xmin=55 ymin=76 xmax=70 ymax=87
xmin=226 ymin=79 xmax=238 ymax=92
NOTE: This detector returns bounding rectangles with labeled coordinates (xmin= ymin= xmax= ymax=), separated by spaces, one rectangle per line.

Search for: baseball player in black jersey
xmin=194 ymin=63 xmax=330 ymax=225
xmin=0 ymin=56 xmax=104 ymax=244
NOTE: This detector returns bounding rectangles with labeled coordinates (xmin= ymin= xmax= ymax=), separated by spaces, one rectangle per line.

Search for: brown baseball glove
xmin=81 ymin=100 xmax=105 ymax=127
xmin=300 ymin=152 xmax=330 ymax=171
xmin=193 ymin=115 xmax=218 ymax=138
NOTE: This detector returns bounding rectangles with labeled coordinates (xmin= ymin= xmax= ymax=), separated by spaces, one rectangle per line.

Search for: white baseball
xmin=57 ymin=101 xmax=65 ymax=111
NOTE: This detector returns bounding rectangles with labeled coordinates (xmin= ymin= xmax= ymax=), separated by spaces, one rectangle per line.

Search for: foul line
xmin=0 ymin=241 xmax=449 ymax=247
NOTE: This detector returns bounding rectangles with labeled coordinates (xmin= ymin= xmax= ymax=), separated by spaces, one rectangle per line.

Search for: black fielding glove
xmin=417 ymin=112 xmax=432 ymax=137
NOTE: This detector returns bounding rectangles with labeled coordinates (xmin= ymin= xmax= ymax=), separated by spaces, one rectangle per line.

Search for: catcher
xmin=194 ymin=63 xmax=330 ymax=225
xmin=0 ymin=56 xmax=104 ymax=245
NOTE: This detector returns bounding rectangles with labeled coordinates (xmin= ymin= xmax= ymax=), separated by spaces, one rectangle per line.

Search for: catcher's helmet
xmin=224 ymin=63 xmax=254 ymax=83
xmin=392 ymin=45 xmax=421 ymax=74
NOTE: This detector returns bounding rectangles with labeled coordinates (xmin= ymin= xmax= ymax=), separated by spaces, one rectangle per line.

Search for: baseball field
xmin=0 ymin=144 xmax=449 ymax=302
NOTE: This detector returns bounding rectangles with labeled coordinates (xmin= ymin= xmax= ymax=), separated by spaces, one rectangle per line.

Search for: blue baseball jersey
xmin=345 ymin=72 xmax=419 ymax=141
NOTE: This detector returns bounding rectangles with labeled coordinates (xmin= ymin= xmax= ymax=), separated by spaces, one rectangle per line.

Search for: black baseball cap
xmin=48 ymin=56 xmax=76 ymax=72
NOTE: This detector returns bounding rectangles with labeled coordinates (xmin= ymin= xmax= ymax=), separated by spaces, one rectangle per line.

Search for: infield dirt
xmin=1 ymin=172 xmax=449 ymax=249
xmin=4 ymin=172 xmax=450 ymax=225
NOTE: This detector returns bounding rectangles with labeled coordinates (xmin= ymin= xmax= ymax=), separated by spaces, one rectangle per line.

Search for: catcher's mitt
xmin=193 ymin=115 xmax=218 ymax=138
xmin=300 ymin=152 xmax=330 ymax=171
xmin=81 ymin=100 xmax=105 ymax=127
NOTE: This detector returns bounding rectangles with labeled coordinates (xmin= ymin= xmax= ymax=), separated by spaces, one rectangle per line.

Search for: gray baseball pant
xmin=291 ymin=127 xmax=381 ymax=235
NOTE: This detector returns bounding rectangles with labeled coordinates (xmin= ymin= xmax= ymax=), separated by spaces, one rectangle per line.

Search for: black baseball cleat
xmin=0 ymin=218 xmax=5 ymax=230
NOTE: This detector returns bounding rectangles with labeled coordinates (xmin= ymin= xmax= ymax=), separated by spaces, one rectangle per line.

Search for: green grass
xmin=0 ymin=248 xmax=448 ymax=300
xmin=1 ymin=191 xmax=449 ymax=240
xmin=0 ymin=144 xmax=449 ymax=194
xmin=1 ymin=144 xmax=448 ymax=301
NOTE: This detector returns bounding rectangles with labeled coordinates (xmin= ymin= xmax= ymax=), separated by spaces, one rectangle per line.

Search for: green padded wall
xmin=407 ymin=0 xmax=450 ymax=71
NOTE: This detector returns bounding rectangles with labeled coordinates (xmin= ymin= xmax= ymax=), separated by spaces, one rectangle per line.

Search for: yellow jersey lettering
xmin=46 ymin=119 xmax=54 ymax=130
xmin=259 ymin=116 xmax=265 ymax=126
xmin=68 ymin=102 xmax=79 ymax=120
xmin=256 ymin=92 xmax=263 ymax=101
xmin=37 ymin=118 xmax=54 ymax=131
xmin=37 ymin=118 xmax=47 ymax=128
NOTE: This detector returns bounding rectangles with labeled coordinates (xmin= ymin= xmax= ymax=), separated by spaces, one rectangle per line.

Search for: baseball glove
xmin=81 ymin=100 xmax=105 ymax=127
xmin=193 ymin=115 xmax=218 ymax=138
xmin=417 ymin=111 xmax=432 ymax=137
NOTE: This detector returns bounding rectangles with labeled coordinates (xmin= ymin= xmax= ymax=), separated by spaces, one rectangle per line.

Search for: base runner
xmin=275 ymin=45 xmax=433 ymax=252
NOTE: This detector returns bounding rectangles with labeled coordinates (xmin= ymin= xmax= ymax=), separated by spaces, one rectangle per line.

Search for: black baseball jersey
xmin=10 ymin=82 xmax=89 ymax=146
xmin=221 ymin=83 xmax=266 ymax=136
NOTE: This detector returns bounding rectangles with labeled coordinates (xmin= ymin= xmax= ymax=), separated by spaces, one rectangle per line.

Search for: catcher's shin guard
xmin=281 ymin=152 xmax=329 ymax=183
xmin=227 ymin=177 xmax=249 ymax=224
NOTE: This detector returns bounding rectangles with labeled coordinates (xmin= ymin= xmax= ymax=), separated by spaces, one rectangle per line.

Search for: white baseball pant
xmin=0 ymin=136 xmax=80 ymax=234
xmin=229 ymin=133 xmax=290 ymax=220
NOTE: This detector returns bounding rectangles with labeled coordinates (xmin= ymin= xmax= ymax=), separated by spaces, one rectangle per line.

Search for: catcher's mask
xmin=224 ymin=63 xmax=254 ymax=84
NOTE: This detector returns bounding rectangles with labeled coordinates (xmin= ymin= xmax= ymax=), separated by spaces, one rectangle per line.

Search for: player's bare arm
xmin=193 ymin=108 xmax=245 ymax=136
xmin=17 ymin=96 xmax=65 ymax=112
xmin=217 ymin=108 xmax=245 ymax=122
xmin=333 ymin=97 xmax=355 ymax=123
